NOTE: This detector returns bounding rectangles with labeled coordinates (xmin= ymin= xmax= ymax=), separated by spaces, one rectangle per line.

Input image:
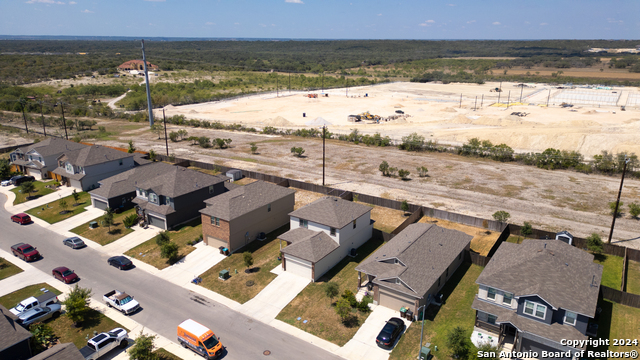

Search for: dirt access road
xmin=102 ymin=122 xmax=640 ymax=249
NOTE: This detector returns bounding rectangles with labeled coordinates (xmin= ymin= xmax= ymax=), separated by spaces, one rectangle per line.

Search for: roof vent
xmin=565 ymin=263 xmax=569 ymax=266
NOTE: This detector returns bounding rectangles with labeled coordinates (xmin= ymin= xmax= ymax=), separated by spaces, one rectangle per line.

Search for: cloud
xmin=607 ymin=18 xmax=623 ymax=24
xmin=68 ymin=0 xmax=76 ymax=3
xmin=447 ymin=3 xmax=456 ymax=6
xmin=205 ymin=22 xmax=215 ymax=25
xmin=492 ymin=21 xmax=501 ymax=25
xmin=234 ymin=22 xmax=240 ymax=25
xmin=285 ymin=0 xmax=304 ymax=3
xmin=259 ymin=23 xmax=267 ymax=27
xmin=377 ymin=13 xmax=382 ymax=16
xmin=419 ymin=20 xmax=435 ymax=27
xmin=26 ymin=0 xmax=65 ymax=4
xmin=524 ymin=21 xmax=530 ymax=24
xmin=81 ymin=9 xmax=93 ymax=13
xmin=540 ymin=22 xmax=548 ymax=26
xmin=426 ymin=20 xmax=435 ymax=23
xmin=466 ymin=20 xmax=476 ymax=24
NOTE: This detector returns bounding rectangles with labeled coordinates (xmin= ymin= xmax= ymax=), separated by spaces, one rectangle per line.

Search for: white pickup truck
xmin=10 ymin=292 xmax=58 ymax=316
xmin=103 ymin=290 xmax=139 ymax=315
xmin=80 ymin=328 xmax=128 ymax=360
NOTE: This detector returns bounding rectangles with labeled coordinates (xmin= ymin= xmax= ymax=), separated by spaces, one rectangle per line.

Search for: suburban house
xmin=89 ymin=161 xmax=174 ymax=211
xmin=280 ymin=196 xmax=373 ymax=281
xmin=118 ymin=60 xmax=159 ymax=71
xmin=29 ymin=343 xmax=84 ymax=360
xmin=131 ymin=166 xmax=229 ymax=230
xmin=0 ymin=304 xmax=32 ymax=360
xmin=52 ymin=145 xmax=135 ymax=191
xmin=9 ymin=138 xmax=87 ymax=180
xmin=200 ymin=180 xmax=296 ymax=252
xmin=355 ymin=223 xmax=472 ymax=314
xmin=471 ymin=239 xmax=603 ymax=359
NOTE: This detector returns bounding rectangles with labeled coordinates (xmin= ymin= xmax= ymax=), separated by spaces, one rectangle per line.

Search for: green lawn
xmin=390 ymin=263 xmax=483 ymax=360
xmin=593 ymin=253 xmax=624 ymax=290
xmin=48 ymin=309 xmax=128 ymax=350
xmin=506 ymin=235 xmax=523 ymax=244
xmin=155 ymin=348 xmax=183 ymax=360
xmin=276 ymin=236 xmax=385 ymax=346
xmin=71 ymin=208 xmax=135 ymax=245
xmin=0 ymin=258 xmax=23 ymax=280
xmin=625 ymin=260 xmax=640 ymax=295
xmin=198 ymin=225 xmax=289 ymax=304
xmin=588 ymin=300 xmax=640 ymax=357
xmin=26 ymin=191 xmax=92 ymax=224
xmin=0 ymin=283 xmax=62 ymax=309
xmin=11 ymin=181 xmax=56 ymax=205
xmin=125 ymin=219 xmax=201 ymax=269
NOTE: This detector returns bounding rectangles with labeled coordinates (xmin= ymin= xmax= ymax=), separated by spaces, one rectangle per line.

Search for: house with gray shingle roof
xmin=470 ymin=239 xmax=602 ymax=358
xmin=280 ymin=196 xmax=373 ymax=281
xmin=52 ymin=145 xmax=135 ymax=191
xmin=29 ymin=343 xmax=84 ymax=360
xmin=9 ymin=138 xmax=87 ymax=180
xmin=0 ymin=304 xmax=32 ymax=360
xmin=200 ymin=180 xmax=296 ymax=252
xmin=356 ymin=223 xmax=471 ymax=314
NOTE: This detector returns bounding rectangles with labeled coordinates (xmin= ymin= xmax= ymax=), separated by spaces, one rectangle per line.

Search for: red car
xmin=11 ymin=213 xmax=31 ymax=225
xmin=52 ymin=267 xmax=79 ymax=284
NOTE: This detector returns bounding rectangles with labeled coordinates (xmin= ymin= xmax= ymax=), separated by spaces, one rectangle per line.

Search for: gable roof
xmin=475 ymin=240 xmax=603 ymax=316
xmin=57 ymin=145 xmax=133 ymax=167
xmin=90 ymin=162 xmax=176 ymax=200
xmin=280 ymin=227 xmax=340 ymax=263
xmin=135 ymin=165 xmax=228 ymax=198
xmin=29 ymin=343 xmax=84 ymax=360
xmin=356 ymin=223 xmax=472 ymax=298
xmin=14 ymin=138 xmax=87 ymax=157
xmin=288 ymin=196 xmax=372 ymax=229
xmin=0 ymin=304 xmax=32 ymax=352
xmin=200 ymin=181 xmax=295 ymax=221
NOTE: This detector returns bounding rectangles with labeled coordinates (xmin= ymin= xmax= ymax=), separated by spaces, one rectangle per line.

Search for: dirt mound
xmin=263 ymin=116 xmax=293 ymax=126
xmin=472 ymin=116 xmax=523 ymax=126
xmin=394 ymin=104 xmax=404 ymax=108
xmin=441 ymin=107 xmax=458 ymax=113
xmin=189 ymin=110 xmax=198 ymax=114
xmin=569 ymin=120 xmax=600 ymax=127
xmin=450 ymin=114 xmax=473 ymax=124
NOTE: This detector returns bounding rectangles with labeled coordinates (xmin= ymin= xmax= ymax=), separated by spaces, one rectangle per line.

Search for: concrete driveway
xmin=337 ymin=305 xmax=413 ymax=360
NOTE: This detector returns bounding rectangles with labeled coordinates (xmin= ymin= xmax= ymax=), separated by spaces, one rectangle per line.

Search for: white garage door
xmin=379 ymin=288 xmax=415 ymax=312
xmin=147 ymin=214 xmax=167 ymax=230
xmin=26 ymin=168 xmax=42 ymax=180
xmin=207 ymin=236 xmax=227 ymax=249
xmin=93 ymin=199 xmax=108 ymax=210
xmin=285 ymin=256 xmax=312 ymax=279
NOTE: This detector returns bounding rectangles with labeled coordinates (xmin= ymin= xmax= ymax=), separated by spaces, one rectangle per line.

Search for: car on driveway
xmin=13 ymin=175 xmax=35 ymax=186
xmin=1 ymin=179 xmax=11 ymax=186
xmin=108 ymin=256 xmax=133 ymax=270
xmin=63 ymin=236 xmax=86 ymax=249
xmin=16 ymin=304 xmax=62 ymax=327
xmin=52 ymin=266 xmax=79 ymax=284
xmin=375 ymin=317 xmax=405 ymax=349
xmin=11 ymin=213 xmax=32 ymax=225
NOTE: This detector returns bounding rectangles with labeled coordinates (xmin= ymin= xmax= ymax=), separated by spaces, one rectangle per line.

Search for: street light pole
xmin=322 ymin=125 xmax=326 ymax=186
xmin=608 ymin=157 xmax=630 ymax=243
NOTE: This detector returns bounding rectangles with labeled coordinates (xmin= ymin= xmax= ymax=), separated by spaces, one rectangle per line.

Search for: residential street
xmin=0 ymin=193 xmax=343 ymax=360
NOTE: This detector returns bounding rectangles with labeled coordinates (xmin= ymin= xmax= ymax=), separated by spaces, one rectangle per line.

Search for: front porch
xmin=472 ymin=319 xmax=518 ymax=352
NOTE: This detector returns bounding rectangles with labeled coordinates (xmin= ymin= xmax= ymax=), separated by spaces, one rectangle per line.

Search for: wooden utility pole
xmin=322 ymin=126 xmax=326 ymax=186
xmin=519 ymin=85 xmax=524 ymax=102
xmin=39 ymin=101 xmax=46 ymax=137
xmin=59 ymin=102 xmax=68 ymax=140
xmin=608 ymin=158 xmax=630 ymax=243
xmin=141 ymin=39 xmax=154 ymax=126
xmin=459 ymin=93 xmax=462 ymax=108
xmin=547 ymin=89 xmax=551 ymax=107
xmin=507 ymin=91 xmax=511 ymax=109
xmin=163 ymin=109 xmax=169 ymax=156
xmin=474 ymin=96 xmax=478 ymax=111
xmin=19 ymin=98 xmax=29 ymax=134
xmin=276 ymin=77 xmax=279 ymax=97
xmin=481 ymin=94 xmax=484 ymax=108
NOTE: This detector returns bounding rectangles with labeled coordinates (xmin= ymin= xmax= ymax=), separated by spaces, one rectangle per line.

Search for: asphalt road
xmin=0 ymin=194 xmax=342 ymax=360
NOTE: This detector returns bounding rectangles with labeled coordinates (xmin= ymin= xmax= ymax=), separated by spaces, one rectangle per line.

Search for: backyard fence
xmin=391 ymin=207 xmax=424 ymax=235
xmin=0 ymin=143 xmax=35 ymax=154
xmin=601 ymin=286 xmax=640 ymax=308
xmin=622 ymin=247 xmax=628 ymax=292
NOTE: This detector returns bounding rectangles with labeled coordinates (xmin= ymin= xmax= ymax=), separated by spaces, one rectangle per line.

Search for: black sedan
xmin=376 ymin=317 xmax=405 ymax=349
xmin=107 ymin=256 xmax=134 ymax=270
xmin=63 ymin=237 xmax=86 ymax=249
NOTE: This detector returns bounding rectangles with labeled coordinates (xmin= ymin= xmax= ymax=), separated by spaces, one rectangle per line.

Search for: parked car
xmin=10 ymin=292 xmax=59 ymax=316
xmin=103 ymin=290 xmax=140 ymax=315
xmin=16 ymin=303 xmax=61 ymax=327
xmin=107 ymin=256 xmax=133 ymax=270
xmin=63 ymin=236 xmax=86 ymax=249
xmin=80 ymin=328 xmax=128 ymax=360
xmin=14 ymin=176 xmax=35 ymax=186
xmin=52 ymin=266 xmax=79 ymax=284
xmin=9 ymin=175 xmax=24 ymax=185
xmin=1 ymin=179 xmax=11 ymax=186
xmin=395 ymin=110 xmax=405 ymax=114
xmin=11 ymin=243 xmax=40 ymax=261
xmin=375 ymin=317 xmax=405 ymax=349
xmin=11 ymin=213 xmax=32 ymax=225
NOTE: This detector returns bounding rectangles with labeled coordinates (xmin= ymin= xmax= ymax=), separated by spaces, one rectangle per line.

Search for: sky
xmin=1 ymin=0 xmax=639 ymax=40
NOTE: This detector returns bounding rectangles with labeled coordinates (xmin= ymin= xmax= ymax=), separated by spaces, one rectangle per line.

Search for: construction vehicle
xmin=306 ymin=94 xmax=318 ymax=98
xmin=490 ymin=88 xmax=502 ymax=92
xmin=359 ymin=111 xmax=382 ymax=121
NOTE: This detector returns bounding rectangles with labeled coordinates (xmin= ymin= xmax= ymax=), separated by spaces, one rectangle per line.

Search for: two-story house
xmin=200 ymin=180 xmax=296 ymax=252
xmin=279 ymin=197 xmax=373 ymax=281
xmin=356 ymin=223 xmax=471 ymax=314
xmin=9 ymin=138 xmax=87 ymax=180
xmin=52 ymin=145 xmax=135 ymax=191
xmin=471 ymin=240 xmax=603 ymax=359
xmin=131 ymin=166 xmax=229 ymax=230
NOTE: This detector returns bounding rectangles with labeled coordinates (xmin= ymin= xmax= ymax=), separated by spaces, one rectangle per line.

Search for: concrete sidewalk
xmin=46 ymin=206 xmax=103 ymax=233
xmin=102 ymin=225 xmax=161 ymax=255
xmin=4 ymin=185 xmax=76 ymax=213
xmin=159 ymin=242 xmax=226 ymax=286
xmin=0 ymin=248 xmax=70 ymax=297
xmin=240 ymin=267 xmax=311 ymax=323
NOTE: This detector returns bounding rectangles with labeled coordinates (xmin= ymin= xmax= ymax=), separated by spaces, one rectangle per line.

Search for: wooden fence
xmin=601 ymin=286 xmax=640 ymax=308
xmin=391 ymin=208 xmax=424 ymax=235
xmin=0 ymin=143 xmax=34 ymax=154
xmin=622 ymin=247 xmax=628 ymax=292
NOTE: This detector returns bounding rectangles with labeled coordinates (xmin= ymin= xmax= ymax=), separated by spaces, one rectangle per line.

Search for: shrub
xmin=291 ymin=147 xmax=305 ymax=157
xmin=401 ymin=200 xmax=409 ymax=213
xmin=587 ymin=233 xmax=604 ymax=254
xmin=400 ymin=132 xmax=424 ymax=151
xmin=609 ymin=201 xmax=624 ymax=217
xmin=243 ymin=252 xmax=254 ymax=268
xmin=160 ymin=242 xmax=179 ymax=263
xmin=250 ymin=142 xmax=258 ymax=154
xmin=155 ymin=231 xmax=170 ymax=246
xmin=335 ymin=298 xmax=351 ymax=322
xmin=492 ymin=210 xmax=511 ymax=223
xmin=379 ymin=161 xmax=390 ymax=176
xmin=446 ymin=326 xmax=470 ymax=359
xmin=128 ymin=332 xmax=156 ymax=360
xmin=417 ymin=166 xmax=428 ymax=177
xmin=629 ymin=203 xmax=640 ymax=219
xmin=198 ymin=136 xmax=211 ymax=148
xmin=341 ymin=289 xmax=357 ymax=308
xmin=521 ymin=221 xmax=533 ymax=238
xmin=398 ymin=169 xmax=410 ymax=180
xmin=388 ymin=167 xmax=397 ymax=177
xmin=324 ymin=282 xmax=339 ymax=301
xmin=127 ymin=140 xmax=136 ymax=153
xmin=169 ymin=131 xmax=179 ymax=142
xmin=123 ymin=213 xmax=139 ymax=228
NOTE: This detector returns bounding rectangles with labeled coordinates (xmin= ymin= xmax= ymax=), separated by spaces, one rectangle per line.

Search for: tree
xmin=150 ymin=124 xmax=164 ymax=139
xmin=291 ymin=147 xmax=305 ymax=157
xmin=400 ymin=132 xmax=424 ymax=151
xmin=492 ymin=210 xmax=511 ymax=223
xmin=521 ymin=221 xmax=533 ymax=238
xmin=398 ymin=169 xmax=410 ymax=180
xmin=169 ymin=131 xmax=179 ymax=142
xmin=401 ymin=200 xmax=409 ymax=214
xmin=59 ymin=198 xmax=69 ymax=214
xmin=0 ymin=159 xmax=11 ymax=179
xmin=161 ymin=242 xmax=179 ymax=263
xmin=629 ymin=203 xmax=640 ymax=219
xmin=20 ymin=181 xmax=35 ymax=199
xmin=155 ymin=231 xmax=170 ymax=246
xmin=250 ymin=142 xmax=258 ymax=154
xmin=609 ymin=201 xmax=624 ymax=217
xmin=379 ymin=161 xmax=390 ymax=176
xmin=128 ymin=332 xmax=156 ymax=360
xmin=446 ymin=326 xmax=470 ymax=359
xmin=586 ymin=233 xmax=604 ymax=254
xmin=388 ymin=167 xmax=397 ymax=177
xmin=324 ymin=282 xmax=339 ymax=302
xmin=148 ymin=149 xmax=156 ymax=161
xmin=62 ymin=285 xmax=92 ymax=327
xmin=178 ymin=129 xmax=188 ymax=140
xmin=103 ymin=209 xmax=114 ymax=233
xmin=71 ymin=189 xmax=80 ymax=205
xmin=335 ymin=298 xmax=351 ymax=322
xmin=243 ymin=252 xmax=254 ymax=269
xmin=127 ymin=140 xmax=136 ymax=153
xmin=123 ymin=213 xmax=139 ymax=228
xmin=417 ymin=166 xmax=429 ymax=177
xmin=198 ymin=136 xmax=211 ymax=148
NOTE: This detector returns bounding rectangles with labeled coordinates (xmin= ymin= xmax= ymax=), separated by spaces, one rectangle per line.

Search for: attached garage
xmin=147 ymin=214 xmax=167 ymax=230
xmin=26 ymin=168 xmax=42 ymax=180
xmin=93 ymin=198 xmax=108 ymax=210
xmin=207 ymin=236 xmax=228 ymax=249
xmin=284 ymin=256 xmax=313 ymax=279
xmin=379 ymin=288 xmax=415 ymax=312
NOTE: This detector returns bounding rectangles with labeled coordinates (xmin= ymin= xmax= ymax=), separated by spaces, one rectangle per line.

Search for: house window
xmin=165 ymin=196 xmax=171 ymax=205
xmin=353 ymin=219 xmax=357 ymax=229
xmin=211 ymin=217 xmax=220 ymax=226
xmin=299 ymin=219 xmax=308 ymax=228
xmin=487 ymin=314 xmax=497 ymax=325
xmin=268 ymin=204 xmax=271 ymax=212
xmin=487 ymin=288 xmax=496 ymax=300
xmin=149 ymin=193 xmax=158 ymax=204
xmin=330 ymin=227 xmax=336 ymax=236
xmin=524 ymin=301 xmax=546 ymax=319
xmin=209 ymin=185 xmax=214 ymax=194
xmin=503 ymin=292 xmax=513 ymax=305
xmin=119 ymin=159 xmax=123 ymax=166
xmin=564 ymin=311 xmax=577 ymax=326
xmin=66 ymin=163 xmax=73 ymax=173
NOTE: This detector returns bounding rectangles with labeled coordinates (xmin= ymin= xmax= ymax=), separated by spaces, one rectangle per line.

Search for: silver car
xmin=63 ymin=237 xmax=86 ymax=249
xmin=17 ymin=303 xmax=62 ymax=326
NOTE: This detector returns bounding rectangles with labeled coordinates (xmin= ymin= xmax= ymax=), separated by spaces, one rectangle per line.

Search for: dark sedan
xmin=108 ymin=256 xmax=133 ymax=270
xmin=52 ymin=266 xmax=79 ymax=284
xmin=63 ymin=237 xmax=86 ymax=249
xmin=376 ymin=317 xmax=405 ymax=349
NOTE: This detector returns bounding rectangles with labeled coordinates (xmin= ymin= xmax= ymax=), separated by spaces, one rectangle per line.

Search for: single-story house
xmin=356 ymin=223 xmax=472 ymax=314
xmin=200 ymin=180 xmax=296 ymax=252
xmin=0 ymin=304 xmax=32 ymax=360
xmin=9 ymin=138 xmax=87 ymax=180
xmin=118 ymin=60 xmax=159 ymax=71
xmin=280 ymin=196 xmax=373 ymax=281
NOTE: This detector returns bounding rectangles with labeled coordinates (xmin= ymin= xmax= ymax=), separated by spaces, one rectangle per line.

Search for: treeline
xmin=411 ymin=71 xmax=640 ymax=87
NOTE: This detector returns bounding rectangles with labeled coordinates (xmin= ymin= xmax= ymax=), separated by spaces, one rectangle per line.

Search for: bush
xmin=291 ymin=147 xmax=305 ymax=157
xmin=446 ymin=326 xmax=470 ymax=359
xmin=324 ymin=282 xmax=339 ymax=301
xmin=417 ymin=166 xmax=428 ymax=177
xmin=521 ymin=221 xmax=533 ymax=238
xmin=123 ymin=213 xmax=139 ymax=228
xmin=401 ymin=200 xmax=409 ymax=213
xmin=243 ymin=252 xmax=254 ymax=268
xmin=400 ymin=132 xmax=424 ymax=151
xmin=587 ymin=233 xmax=604 ymax=254
xmin=160 ymin=242 xmax=179 ymax=263
xmin=356 ymin=296 xmax=372 ymax=313
xmin=29 ymin=323 xmax=57 ymax=353
xmin=629 ymin=203 xmax=640 ymax=219
xmin=169 ymin=131 xmax=179 ymax=142
xmin=398 ymin=169 xmax=410 ymax=180
xmin=198 ymin=136 xmax=211 ymax=148
xmin=155 ymin=231 xmax=170 ymax=246
xmin=609 ymin=201 xmax=624 ymax=217
xmin=492 ymin=210 xmax=511 ymax=223
xmin=379 ymin=161 xmax=390 ymax=176
xmin=341 ymin=289 xmax=357 ymax=308
xmin=335 ymin=298 xmax=351 ymax=322
xmin=128 ymin=332 xmax=156 ymax=360
xmin=127 ymin=140 xmax=136 ymax=153
xmin=250 ymin=142 xmax=258 ymax=154
xmin=388 ymin=167 xmax=397 ymax=177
